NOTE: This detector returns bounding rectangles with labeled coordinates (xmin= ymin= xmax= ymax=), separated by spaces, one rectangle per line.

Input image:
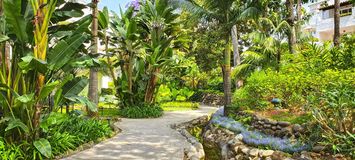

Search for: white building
xmin=303 ymin=0 xmax=355 ymax=41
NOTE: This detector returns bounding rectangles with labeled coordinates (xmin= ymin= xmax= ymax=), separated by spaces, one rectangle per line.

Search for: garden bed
xmin=175 ymin=108 xmax=350 ymax=160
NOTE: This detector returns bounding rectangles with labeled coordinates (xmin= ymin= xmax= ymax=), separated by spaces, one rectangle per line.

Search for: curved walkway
xmin=63 ymin=105 xmax=217 ymax=160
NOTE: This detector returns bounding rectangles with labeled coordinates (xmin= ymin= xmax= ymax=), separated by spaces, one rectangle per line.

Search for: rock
xmin=292 ymin=124 xmax=304 ymax=133
xmin=193 ymin=143 xmax=203 ymax=151
xmin=260 ymin=150 xmax=274 ymax=157
xmin=264 ymin=129 xmax=274 ymax=135
xmin=271 ymin=126 xmax=277 ymax=130
xmin=265 ymin=157 xmax=272 ymax=160
xmin=271 ymin=151 xmax=286 ymax=160
xmin=258 ymin=121 xmax=265 ymax=125
xmin=235 ymin=134 xmax=243 ymax=141
xmin=235 ymin=155 xmax=243 ymax=160
xmin=312 ymin=145 xmax=327 ymax=153
xmin=264 ymin=124 xmax=271 ymax=128
xmin=276 ymin=125 xmax=283 ymax=129
xmin=269 ymin=121 xmax=277 ymax=125
xmin=241 ymin=146 xmax=250 ymax=155
xmin=278 ymin=121 xmax=291 ymax=127
xmin=189 ymin=155 xmax=199 ymax=160
xmin=249 ymin=149 xmax=259 ymax=157
xmin=234 ymin=146 xmax=241 ymax=153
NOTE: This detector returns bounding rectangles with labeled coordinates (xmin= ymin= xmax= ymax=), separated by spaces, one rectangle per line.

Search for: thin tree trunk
xmin=286 ymin=0 xmax=297 ymax=54
xmin=127 ymin=56 xmax=133 ymax=92
xmin=231 ymin=25 xmax=243 ymax=88
xmin=144 ymin=68 xmax=160 ymax=104
xmin=88 ymin=0 xmax=99 ymax=117
xmin=223 ymin=36 xmax=232 ymax=116
xmin=333 ymin=0 xmax=340 ymax=46
xmin=232 ymin=25 xmax=240 ymax=67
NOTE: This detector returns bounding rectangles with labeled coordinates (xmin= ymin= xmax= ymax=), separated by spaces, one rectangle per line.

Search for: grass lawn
xmin=160 ymin=101 xmax=199 ymax=111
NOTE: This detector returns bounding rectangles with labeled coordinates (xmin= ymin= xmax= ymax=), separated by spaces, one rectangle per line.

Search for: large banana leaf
xmin=52 ymin=2 xmax=86 ymax=23
xmin=98 ymin=7 xmax=109 ymax=30
xmin=61 ymin=77 xmax=89 ymax=98
xmin=3 ymin=0 xmax=28 ymax=42
xmin=18 ymin=55 xmax=48 ymax=74
xmin=5 ymin=118 xmax=29 ymax=133
xmin=0 ymin=35 xmax=9 ymax=43
xmin=48 ymin=34 xmax=88 ymax=71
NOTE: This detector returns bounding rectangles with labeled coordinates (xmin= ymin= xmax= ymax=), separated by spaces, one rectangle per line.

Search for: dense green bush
xmin=0 ymin=112 xmax=113 ymax=159
xmin=233 ymin=68 xmax=355 ymax=110
xmin=119 ymin=105 xmax=163 ymax=118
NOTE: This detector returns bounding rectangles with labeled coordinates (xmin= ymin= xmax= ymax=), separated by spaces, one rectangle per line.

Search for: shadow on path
xmin=63 ymin=105 xmax=218 ymax=160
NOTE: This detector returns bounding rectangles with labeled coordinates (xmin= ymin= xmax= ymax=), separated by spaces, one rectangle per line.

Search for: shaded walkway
xmin=63 ymin=105 xmax=217 ymax=160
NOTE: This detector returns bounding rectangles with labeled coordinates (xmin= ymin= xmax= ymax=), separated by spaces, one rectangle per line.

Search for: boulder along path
xmin=63 ymin=105 xmax=217 ymax=160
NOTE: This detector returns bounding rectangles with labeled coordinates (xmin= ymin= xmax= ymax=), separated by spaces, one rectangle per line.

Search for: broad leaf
xmin=38 ymin=81 xmax=60 ymax=100
xmin=48 ymin=34 xmax=88 ymax=70
xmin=68 ymin=96 xmax=97 ymax=112
xmin=5 ymin=118 xmax=29 ymax=133
xmin=16 ymin=93 xmax=34 ymax=104
xmin=0 ymin=35 xmax=9 ymax=43
xmin=18 ymin=55 xmax=48 ymax=74
xmin=33 ymin=138 xmax=52 ymax=158
xmin=3 ymin=0 xmax=28 ymax=42
xmin=62 ymin=77 xmax=89 ymax=98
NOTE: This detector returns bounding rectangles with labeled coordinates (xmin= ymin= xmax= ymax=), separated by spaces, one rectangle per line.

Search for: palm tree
xmin=333 ymin=0 xmax=340 ymax=46
xmin=88 ymin=0 xmax=99 ymax=117
xmin=286 ymin=0 xmax=296 ymax=53
xmin=176 ymin=0 xmax=260 ymax=115
xmin=234 ymin=13 xmax=290 ymax=78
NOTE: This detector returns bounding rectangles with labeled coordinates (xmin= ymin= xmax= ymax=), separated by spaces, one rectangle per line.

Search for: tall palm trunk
xmin=88 ymin=0 xmax=99 ymax=117
xmin=286 ymin=0 xmax=296 ymax=54
xmin=333 ymin=0 xmax=340 ymax=46
xmin=231 ymin=25 xmax=243 ymax=88
xmin=144 ymin=68 xmax=160 ymax=104
xmin=223 ymin=35 xmax=232 ymax=116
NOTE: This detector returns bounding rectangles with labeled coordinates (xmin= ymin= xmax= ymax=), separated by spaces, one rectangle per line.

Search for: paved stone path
xmin=63 ymin=105 xmax=217 ymax=160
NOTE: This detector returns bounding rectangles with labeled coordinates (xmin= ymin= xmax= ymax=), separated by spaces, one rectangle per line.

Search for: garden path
xmin=62 ymin=105 xmax=217 ymax=160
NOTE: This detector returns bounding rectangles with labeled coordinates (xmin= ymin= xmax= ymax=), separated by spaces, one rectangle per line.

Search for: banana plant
xmin=140 ymin=0 xmax=186 ymax=104
xmin=0 ymin=0 xmax=94 ymax=143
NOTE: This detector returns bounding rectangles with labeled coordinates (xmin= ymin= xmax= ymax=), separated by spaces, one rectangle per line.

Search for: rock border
xmin=172 ymin=116 xmax=209 ymax=160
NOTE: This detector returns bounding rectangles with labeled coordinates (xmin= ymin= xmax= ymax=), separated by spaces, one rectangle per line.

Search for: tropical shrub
xmin=119 ymin=105 xmax=163 ymax=119
xmin=310 ymin=82 xmax=354 ymax=157
xmin=233 ymin=68 xmax=355 ymax=110
xmin=0 ymin=138 xmax=24 ymax=160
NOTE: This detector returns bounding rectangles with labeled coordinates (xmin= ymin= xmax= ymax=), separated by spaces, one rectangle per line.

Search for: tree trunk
xmin=232 ymin=25 xmax=240 ymax=67
xmin=127 ymin=56 xmax=133 ymax=92
xmin=88 ymin=0 xmax=99 ymax=117
xmin=286 ymin=0 xmax=297 ymax=54
xmin=333 ymin=0 xmax=340 ymax=46
xmin=223 ymin=36 xmax=232 ymax=116
xmin=231 ymin=25 xmax=243 ymax=89
xmin=144 ymin=68 xmax=160 ymax=104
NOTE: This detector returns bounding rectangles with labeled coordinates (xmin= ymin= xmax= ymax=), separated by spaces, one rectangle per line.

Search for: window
xmin=340 ymin=6 xmax=352 ymax=16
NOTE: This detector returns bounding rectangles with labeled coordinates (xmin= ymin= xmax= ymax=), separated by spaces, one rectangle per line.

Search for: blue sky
xmin=86 ymin=0 xmax=132 ymax=13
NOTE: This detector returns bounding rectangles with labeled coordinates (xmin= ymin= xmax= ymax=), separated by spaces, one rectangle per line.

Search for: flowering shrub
xmin=211 ymin=108 xmax=310 ymax=153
